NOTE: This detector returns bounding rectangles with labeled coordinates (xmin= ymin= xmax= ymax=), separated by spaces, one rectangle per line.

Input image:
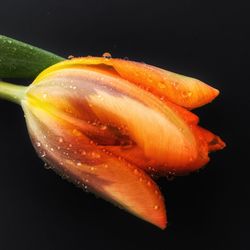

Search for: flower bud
xmin=20 ymin=57 xmax=225 ymax=228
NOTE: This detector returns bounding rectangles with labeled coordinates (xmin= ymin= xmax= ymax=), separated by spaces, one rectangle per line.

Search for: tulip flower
xmin=0 ymin=56 xmax=225 ymax=229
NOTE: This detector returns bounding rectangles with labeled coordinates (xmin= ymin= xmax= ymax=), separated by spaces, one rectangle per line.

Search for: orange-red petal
xmin=34 ymin=57 xmax=219 ymax=109
xmin=22 ymin=100 xmax=167 ymax=229
xmin=29 ymin=67 xmax=199 ymax=171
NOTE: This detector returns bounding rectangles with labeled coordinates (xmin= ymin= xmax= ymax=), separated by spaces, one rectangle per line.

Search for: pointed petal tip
xmin=208 ymin=135 xmax=226 ymax=152
xmin=210 ymin=86 xmax=220 ymax=101
xmin=155 ymin=216 xmax=167 ymax=230
xmin=146 ymin=207 xmax=167 ymax=230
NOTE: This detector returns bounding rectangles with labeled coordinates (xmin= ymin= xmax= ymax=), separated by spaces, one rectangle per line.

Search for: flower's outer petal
xmin=22 ymin=102 xmax=167 ymax=229
xmin=34 ymin=57 xmax=219 ymax=109
xmin=28 ymin=67 xmax=200 ymax=172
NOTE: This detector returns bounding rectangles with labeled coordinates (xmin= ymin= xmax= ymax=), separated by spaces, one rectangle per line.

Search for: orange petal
xmin=34 ymin=57 xmax=219 ymax=109
xmin=29 ymin=67 xmax=199 ymax=171
xmin=22 ymin=101 xmax=167 ymax=229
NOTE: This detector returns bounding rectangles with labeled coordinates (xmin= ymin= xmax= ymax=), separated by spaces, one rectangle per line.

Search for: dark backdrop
xmin=0 ymin=1 xmax=249 ymax=250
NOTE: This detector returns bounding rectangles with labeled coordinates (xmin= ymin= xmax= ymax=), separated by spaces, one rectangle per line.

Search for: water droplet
xmin=50 ymin=147 xmax=54 ymax=152
xmin=147 ymin=181 xmax=152 ymax=186
xmin=90 ymin=167 xmax=95 ymax=171
xmin=178 ymin=127 xmax=184 ymax=132
xmin=104 ymin=164 xmax=108 ymax=168
xmin=59 ymin=137 xmax=64 ymax=143
xmin=81 ymin=150 xmax=87 ymax=155
xmin=91 ymin=152 xmax=100 ymax=158
xmin=96 ymin=94 xmax=104 ymax=101
xmin=100 ymin=125 xmax=107 ymax=131
xmin=154 ymin=205 xmax=159 ymax=210
xmin=182 ymin=91 xmax=192 ymax=98
xmin=7 ymin=40 xmax=12 ymax=44
xmin=158 ymin=82 xmax=166 ymax=89
xmin=41 ymin=152 xmax=46 ymax=158
xmin=133 ymin=169 xmax=139 ymax=175
xmin=68 ymin=55 xmax=74 ymax=59
xmin=42 ymin=93 xmax=47 ymax=99
xmin=189 ymin=156 xmax=194 ymax=162
xmin=72 ymin=129 xmax=82 ymax=137
xmin=102 ymin=52 xmax=112 ymax=58
xmin=77 ymin=162 xmax=82 ymax=166
xmin=171 ymin=81 xmax=179 ymax=87
xmin=139 ymin=177 xmax=143 ymax=182
xmin=123 ymin=56 xmax=129 ymax=60
xmin=36 ymin=142 xmax=41 ymax=147
xmin=44 ymin=163 xmax=51 ymax=169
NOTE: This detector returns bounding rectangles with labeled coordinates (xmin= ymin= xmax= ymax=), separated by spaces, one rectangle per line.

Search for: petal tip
xmin=208 ymin=135 xmax=226 ymax=152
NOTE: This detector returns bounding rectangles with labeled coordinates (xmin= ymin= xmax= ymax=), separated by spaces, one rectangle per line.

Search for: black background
xmin=0 ymin=0 xmax=249 ymax=249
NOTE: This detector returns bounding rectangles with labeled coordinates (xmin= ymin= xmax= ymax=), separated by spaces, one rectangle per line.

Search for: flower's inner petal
xmin=28 ymin=67 xmax=200 ymax=173
xmin=33 ymin=57 xmax=219 ymax=109
xmin=22 ymin=102 xmax=167 ymax=229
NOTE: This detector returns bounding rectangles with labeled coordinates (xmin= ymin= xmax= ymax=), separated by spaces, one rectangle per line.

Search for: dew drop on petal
xmin=181 ymin=91 xmax=192 ymax=98
xmin=154 ymin=205 xmax=159 ymax=210
xmin=91 ymin=152 xmax=101 ymax=158
xmin=100 ymin=125 xmax=107 ymax=131
xmin=102 ymin=52 xmax=112 ymax=58
xmin=40 ymin=152 xmax=46 ymax=158
xmin=68 ymin=55 xmax=74 ymax=59
xmin=44 ymin=163 xmax=51 ymax=169
xmin=81 ymin=150 xmax=87 ymax=155
xmin=158 ymin=82 xmax=166 ymax=89
xmin=171 ymin=81 xmax=179 ymax=88
xmin=133 ymin=169 xmax=139 ymax=175
xmin=72 ymin=129 xmax=82 ymax=137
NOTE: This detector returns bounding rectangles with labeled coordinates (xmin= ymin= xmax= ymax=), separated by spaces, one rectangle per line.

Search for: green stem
xmin=0 ymin=81 xmax=27 ymax=105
